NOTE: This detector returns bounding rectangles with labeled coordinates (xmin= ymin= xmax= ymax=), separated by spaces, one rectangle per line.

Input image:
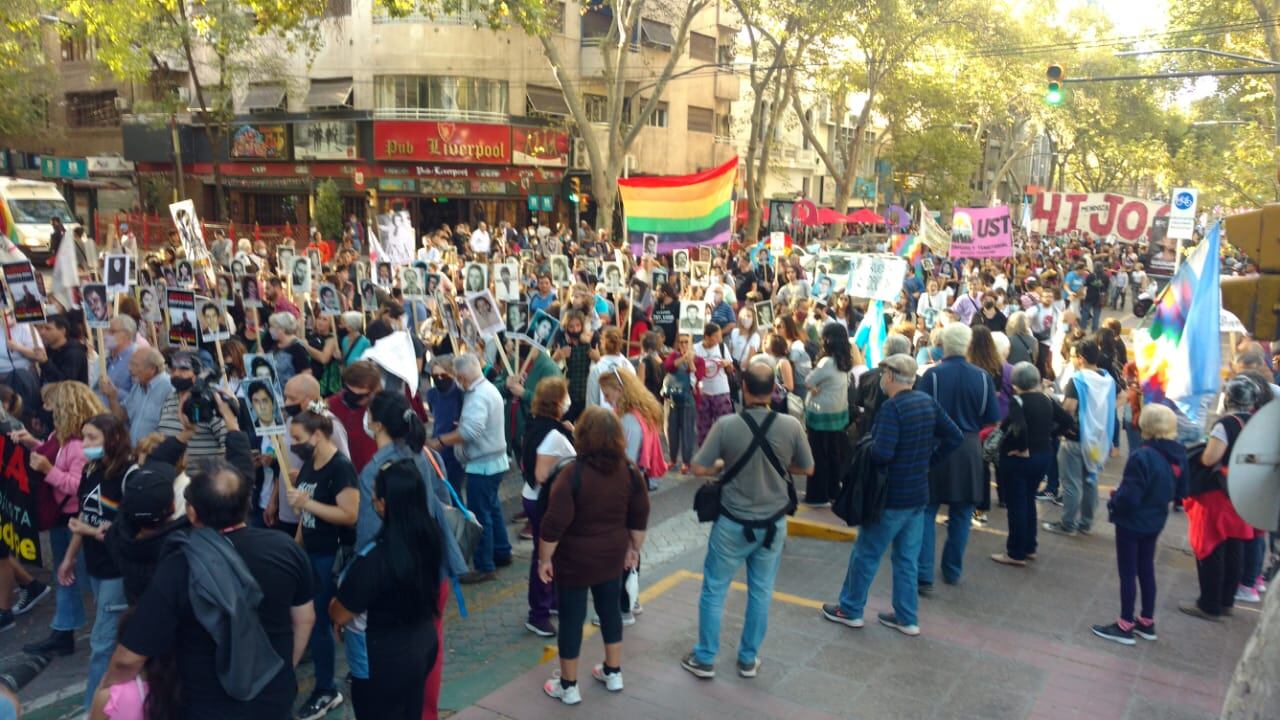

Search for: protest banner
xmin=0 ymin=433 xmax=41 ymax=564
xmin=167 ymin=288 xmax=197 ymax=346
xmin=3 ymin=261 xmax=45 ymax=324
xmin=1029 ymin=192 xmax=1170 ymax=241
xmin=847 ymin=255 xmax=907 ymax=302
xmin=949 ymin=206 xmax=1012 ymax=259
xmin=918 ymin=201 xmax=951 ymax=254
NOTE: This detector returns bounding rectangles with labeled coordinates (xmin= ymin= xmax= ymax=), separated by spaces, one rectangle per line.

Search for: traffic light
xmin=365 ymin=188 xmax=378 ymax=209
xmin=568 ymin=177 xmax=581 ymax=203
xmin=580 ymin=193 xmax=589 ymax=207
xmin=1045 ymin=64 xmax=1065 ymax=106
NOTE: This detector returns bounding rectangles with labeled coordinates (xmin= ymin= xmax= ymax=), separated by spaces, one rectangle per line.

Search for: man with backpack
xmin=680 ymin=363 xmax=814 ymax=680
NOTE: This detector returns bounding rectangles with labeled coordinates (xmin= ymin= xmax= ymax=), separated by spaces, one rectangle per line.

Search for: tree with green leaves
xmin=59 ymin=0 xmax=330 ymax=220
xmin=0 ymin=1 xmax=56 ymax=139
xmin=314 ymin=178 xmax=343 ymax=241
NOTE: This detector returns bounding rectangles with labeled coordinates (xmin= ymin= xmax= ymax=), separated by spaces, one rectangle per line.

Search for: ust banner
xmin=1030 ymin=192 xmax=1170 ymax=241
xmin=949 ymin=206 xmax=1012 ymax=259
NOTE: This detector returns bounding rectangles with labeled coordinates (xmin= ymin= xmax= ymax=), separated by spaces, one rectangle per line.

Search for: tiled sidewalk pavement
xmin=455 ymin=488 xmax=1257 ymax=720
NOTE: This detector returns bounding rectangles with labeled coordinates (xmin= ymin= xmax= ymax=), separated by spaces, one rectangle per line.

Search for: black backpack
xmin=536 ymin=457 xmax=580 ymax=518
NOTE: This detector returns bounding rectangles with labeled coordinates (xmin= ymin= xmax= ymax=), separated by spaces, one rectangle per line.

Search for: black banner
xmin=0 ymin=434 xmax=41 ymax=564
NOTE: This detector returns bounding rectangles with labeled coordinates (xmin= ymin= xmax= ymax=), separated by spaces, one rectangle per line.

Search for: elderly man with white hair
xmin=102 ymin=346 xmax=172 ymax=444
xmin=99 ymin=314 xmax=139 ymax=404
xmin=427 ymin=353 xmax=512 ymax=584
xmin=267 ymin=311 xmax=312 ymax=387
xmin=916 ymin=323 xmax=999 ymax=591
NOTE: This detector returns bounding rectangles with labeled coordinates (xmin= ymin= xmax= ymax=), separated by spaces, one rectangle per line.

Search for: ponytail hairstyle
xmin=289 ymin=403 xmax=334 ymax=438
xmin=368 ymin=390 xmax=426 ymax=452
xmin=373 ymin=458 xmax=443 ymax=623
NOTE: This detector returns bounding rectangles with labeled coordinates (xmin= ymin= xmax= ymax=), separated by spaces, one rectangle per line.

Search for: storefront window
xmin=374 ymin=75 xmax=509 ymax=117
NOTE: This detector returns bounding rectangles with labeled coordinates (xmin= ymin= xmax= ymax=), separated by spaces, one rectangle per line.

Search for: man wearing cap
xmin=156 ymin=351 xmax=227 ymax=460
xmin=102 ymin=347 xmax=173 ymax=444
xmin=823 ymin=354 xmax=962 ymax=637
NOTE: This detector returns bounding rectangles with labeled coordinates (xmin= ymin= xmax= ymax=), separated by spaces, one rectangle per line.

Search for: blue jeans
xmin=49 ymin=526 xmax=87 ymax=632
xmin=1058 ymin=440 xmax=1095 ymax=532
xmin=1124 ymin=420 xmax=1143 ymax=457
xmin=308 ymin=554 xmax=338 ymax=692
xmin=693 ymin=516 xmax=786 ymax=666
xmin=839 ymin=506 xmax=924 ymax=626
xmin=466 ymin=472 xmax=511 ymax=573
xmin=1243 ymin=535 xmax=1266 ymax=586
xmin=918 ymin=503 xmax=974 ymax=585
xmin=85 ymin=576 xmax=128 ymax=710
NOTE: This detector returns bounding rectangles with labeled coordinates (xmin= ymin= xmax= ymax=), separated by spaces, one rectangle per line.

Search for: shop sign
xmin=419 ymin=179 xmax=470 ymax=196
xmin=86 ymin=156 xmax=134 ymax=174
xmin=40 ymin=156 xmax=88 ymax=180
xmin=373 ymin=121 xmax=511 ymax=165
xmin=513 ymin=127 xmax=570 ymax=167
xmin=230 ymin=124 xmax=290 ymax=160
xmin=294 ymin=120 xmax=359 ymax=161
xmin=378 ymin=178 xmax=417 ymax=192
xmin=472 ymin=180 xmax=510 ymax=195
xmin=540 ymin=195 xmax=553 ymax=212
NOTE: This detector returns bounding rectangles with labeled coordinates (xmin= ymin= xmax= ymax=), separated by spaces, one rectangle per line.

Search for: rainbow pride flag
xmin=1134 ymin=222 xmax=1221 ymax=420
xmin=890 ymin=233 xmax=923 ymax=264
xmin=619 ymin=157 xmax=737 ymax=254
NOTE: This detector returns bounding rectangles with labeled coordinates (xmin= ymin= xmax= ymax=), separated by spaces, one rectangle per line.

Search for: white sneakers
xmin=544 ymin=666 xmax=624 ymax=705
xmin=543 ymin=673 xmax=582 ymax=705
xmin=592 ymin=664 xmax=624 ymax=691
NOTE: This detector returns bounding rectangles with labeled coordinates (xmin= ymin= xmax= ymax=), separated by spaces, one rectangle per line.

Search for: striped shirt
xmin=870 ymin=390 xmax=963 ymax=508
xmin=156 ymin=394 xmax=227 ymax=460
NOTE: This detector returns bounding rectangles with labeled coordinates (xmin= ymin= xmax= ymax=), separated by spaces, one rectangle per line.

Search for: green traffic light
xmin=1045 ymin=87 xmax=1063 ymax=106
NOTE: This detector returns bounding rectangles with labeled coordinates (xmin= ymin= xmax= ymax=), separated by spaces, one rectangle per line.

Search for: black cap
xmin=120 ymin=464 xmax=176 ymax=528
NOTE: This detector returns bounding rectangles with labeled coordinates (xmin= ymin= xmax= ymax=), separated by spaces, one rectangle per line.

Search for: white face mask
xmin=363 ymin=411 xmax=377 ymax=439
xmin=739 ymin=315 xmax=753 ymax=330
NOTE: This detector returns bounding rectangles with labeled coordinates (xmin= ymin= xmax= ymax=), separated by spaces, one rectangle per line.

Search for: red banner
xmin=373 ymin=121 xmax=511 ymax=164
xmin=512 ymin=126 xmax=570 ymax=167
xmin=1030 ymin=192 xmax=1171 ymax=242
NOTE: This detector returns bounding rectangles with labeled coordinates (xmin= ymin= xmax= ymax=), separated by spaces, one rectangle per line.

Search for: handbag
xmin=693 ymin=411 xmax=790 ymax=522
xmin=425 ymin=449 xmax=483 ymax=563
xmin=785 ymin=390 xmax=805 ymax=421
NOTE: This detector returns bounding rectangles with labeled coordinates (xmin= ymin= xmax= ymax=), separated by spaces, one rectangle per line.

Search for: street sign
xmin=40 ymin=156 xmax=88 ymax=181
xmin=1167 ymin=187 xmax=1198 ymax=241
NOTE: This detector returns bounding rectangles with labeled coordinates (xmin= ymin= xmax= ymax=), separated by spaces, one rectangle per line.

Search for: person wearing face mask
xmin=727 ymin=308 xmax=761 ymax=378
xmin=427 ymin=356 xmax=466 ymax=495
xmin=53 ymin=413 xmax=134 ymax=712
xmin=520 ymin=377 xmax=575 ymax=637
xmin=99 ymin=315 xmax=138 ymax=406
xmin=155 ymin=351 xmax=227 ymax=460
xmin=266 ymin=312 xmax=311 ymax=388
xmin=101 ymin=347 xmax=172 ymax=444
xmin=356 ymin=390 xmax=468 ymax=719
xmin=285 ymin=409 xmax=359 ymax=720
xmin=327 ymin=361 xmax=383 ymax=475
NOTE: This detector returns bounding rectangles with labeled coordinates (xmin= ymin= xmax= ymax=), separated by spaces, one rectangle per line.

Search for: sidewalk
xmin=455 ymin=464 xmax=1257 ymax=720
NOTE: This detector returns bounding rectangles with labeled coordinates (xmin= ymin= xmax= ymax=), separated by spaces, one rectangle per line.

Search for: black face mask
xmin=284 ymin=403 xmax=302 ymax=418
xmin=433 ymin=377 xmax=454 ymax=393
xmin=342 ymin=389 xmax=367 ymax=409
xmin=171 ymin=376 xmax=194 ymax=393
xmin=294 ymin=442 xmax=315 ymax=465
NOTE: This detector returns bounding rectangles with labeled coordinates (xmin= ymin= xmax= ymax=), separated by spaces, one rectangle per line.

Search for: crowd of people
xmin=0 ymin=211 xmax=1271 ymax=719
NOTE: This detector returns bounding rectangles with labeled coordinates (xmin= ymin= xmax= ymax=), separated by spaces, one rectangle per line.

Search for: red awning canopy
xmin=815 ymin=207 xmax=847 ymax=224
xmin=848 ymin=208 xmax=884 ymax=224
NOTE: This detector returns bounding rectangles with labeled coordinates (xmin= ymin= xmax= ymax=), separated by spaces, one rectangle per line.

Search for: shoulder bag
xmin=424 ymin=448 xmax=484 ymax=563
xmin=693 ymin=411 xmax=792 ymax=522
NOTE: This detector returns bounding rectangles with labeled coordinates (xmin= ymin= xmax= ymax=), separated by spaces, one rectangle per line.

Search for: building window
xmin=581 ymin=8 xmax=611 ymax=43
xmin=646 ymin=102 xmax=668 ymax=127
xmin=373 ymin=75 xmax=508 ymax=116
xmin=689 ymin=32 xmax=716 ymax=61
xmin=65 ymin=91 xmax=119 ymax=128
xmin=584 ymin=94 xmax=608 ymax=123
xmin=60 ymin=35 xmax=92 ymax=63
xmin=640 ymin=19 xmax=675 ymax=50
xmin=687 ymin=106 xmax=714 ymax=134
xmin=715 ymin=113 xmax=731 ymax=138
xmin=717 ymin=43 xmax=734 ymax=66
xmin=323 ymin=0 xmax=351 ymax=17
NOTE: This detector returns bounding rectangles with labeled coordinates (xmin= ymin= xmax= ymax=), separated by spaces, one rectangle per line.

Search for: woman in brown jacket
xmin=538 ymin=407 xmax=650 ymax=706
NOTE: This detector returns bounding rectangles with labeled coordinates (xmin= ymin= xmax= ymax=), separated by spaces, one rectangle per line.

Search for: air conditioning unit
xmin=571 ymin=137 xmax=588 ymax=170
xmin=113 ymin=95 xmax=132 ymax=112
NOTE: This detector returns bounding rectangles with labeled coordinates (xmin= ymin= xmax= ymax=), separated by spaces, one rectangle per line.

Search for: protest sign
xmin=167 ymin=288 xmax=197 ymax=346
xmin=919 ymin=201 xmax=951 ymax=254
xmin=950 ymin=206 xmax=1012 ymax=259
xmin=847 ymin=255 xmax=907 ymax=302
xmin=1029 ymin=192 xmax=1170 ymax=241
xmin=0 ymin=433 xmax=41 ymax=563
xmin=3 ymin=261 xmax=44 ymax=324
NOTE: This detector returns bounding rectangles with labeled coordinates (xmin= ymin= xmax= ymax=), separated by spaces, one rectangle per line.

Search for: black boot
xmin=23 ymin=629 xmax=75 ymax=657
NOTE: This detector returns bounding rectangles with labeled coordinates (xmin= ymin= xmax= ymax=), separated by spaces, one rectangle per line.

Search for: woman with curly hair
xmin=19 ymin=382 xmax=105 ymax=657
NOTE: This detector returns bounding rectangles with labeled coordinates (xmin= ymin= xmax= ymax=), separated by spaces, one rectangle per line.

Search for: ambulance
xmin=0 ymin=177 xmax=81 ymax=261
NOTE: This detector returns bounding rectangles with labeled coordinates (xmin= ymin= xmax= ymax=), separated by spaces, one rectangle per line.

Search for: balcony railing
xmin=372 ymin=107 xmax=508 ymax=123
xmin=372 ymin=8 xmax=505 ymax=26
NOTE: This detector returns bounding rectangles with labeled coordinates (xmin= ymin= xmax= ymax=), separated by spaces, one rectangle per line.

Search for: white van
xmin=0 ymin=177 xmax=81 ymax=259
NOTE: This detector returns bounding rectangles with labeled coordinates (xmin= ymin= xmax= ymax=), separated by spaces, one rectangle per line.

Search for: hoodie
xmin=1107 ymin=438 xmax=1188 ymax=535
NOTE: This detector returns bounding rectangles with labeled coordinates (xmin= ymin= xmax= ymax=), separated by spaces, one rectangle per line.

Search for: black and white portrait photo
xmin=672 ymin=249 xmax=690 ymax=274
xmin=505 ymin=301 xmax=529 ymax=335
xmin=291 ymin=257 xmax=312 ymax=295
xmin=678 ymin=300 xmax=705 ymax=337
xmin=494 ymin=262 xmax=519 ymax=302
xmin=104 ymin=254 xmax=131 ymax=296
xmin=549 ymin=255 xmax=571 ymax=288
xmin=463 ymin=262 xmax=488 ymax=295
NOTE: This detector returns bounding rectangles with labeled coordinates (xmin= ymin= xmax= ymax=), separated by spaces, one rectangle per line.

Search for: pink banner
xmin=949 ymin=206 xmax=1012 ymax=259
xmin=1030 ymin=192 xmax=1170 ymax=241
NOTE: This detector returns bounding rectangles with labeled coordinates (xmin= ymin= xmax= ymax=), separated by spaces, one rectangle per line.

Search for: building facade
xmin=108 ymin=0 xmax=737 ymax=238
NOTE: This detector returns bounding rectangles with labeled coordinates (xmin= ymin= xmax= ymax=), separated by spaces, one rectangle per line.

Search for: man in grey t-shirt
xmin=681 ymin=363 xmax=813 ymax=680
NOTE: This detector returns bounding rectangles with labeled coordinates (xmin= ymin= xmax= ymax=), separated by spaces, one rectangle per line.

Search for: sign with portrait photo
xmin=690 ymin=261 xmax=711 ymax=287
xmin=400 ymin=266 xmax=425 ymax=297
xmin=103 ymin=254 xmax=131 ymax=297
xmin=82 ymin=283 xmax=111 ymax=329
xmin=601 ymin=262 xmax=625 ymax=295
xmin=175 ymin=260 xmax=196 ymax=288
xmin=527 ymin=309 xmax=560 ymax=350
xmin=168 ymin=200 xmax=205 ymax=259
xmin=672 ymin=249 xmax=690 ymax=273
xmin=465 ymin=290 xmax=505 ymax=338
xmin=755 ymin=300 xmax=774 ymax=328
xmin=317 ymin=283 xmax=341 ymax=316
xmin=462 ymin=262 xmax=488 ymax=295
xmin=166 ymin=289 xmax=197 ymax=346
xmin=291 ymin=257 xmax=312 ymax=296
xmin=549 ymin=255 xmax=571 ymax=287
xmin=375 ymin=261 xmax=394 ymax=289
xmin=493 ymin=261 xmax=520 ymax=302
xmin=137 ymin=285 xmax=163 ymax=323
xmin=240 ymin=277 xmax=263 ymax=308
xmin=0 ymin=264 xmax=43 ymax=325
xmin=242 ymin=377 xmax=286 ymax=437
xmin=197 ymin=297 xmax=231 ymax=342
xmin=505 ymin=301 xmax=529 ymax=335
xmin=679 ymin=300 xmax=706 ymax=338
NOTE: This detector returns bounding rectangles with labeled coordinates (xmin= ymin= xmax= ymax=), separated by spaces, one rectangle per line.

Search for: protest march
xmin=0 ymin=148 xmax=1275 ymax=720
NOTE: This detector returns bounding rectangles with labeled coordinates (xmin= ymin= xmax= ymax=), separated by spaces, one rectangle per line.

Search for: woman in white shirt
xmin=727 ymin=307 xmax=761 ymax=373
xmin=522 ymin=377 xmax=576 ymax=638
xmin=585 ymin=327 xmax=634 ymax=409
xmin=916 ymin=279 xmax=950 ymax=331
